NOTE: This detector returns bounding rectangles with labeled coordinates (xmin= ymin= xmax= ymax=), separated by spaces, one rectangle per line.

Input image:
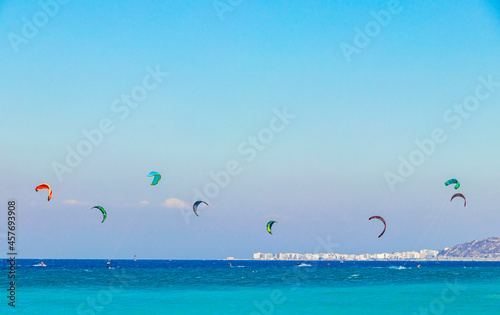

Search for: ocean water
xmin=2 ymin=260 xmax=500 ymax=314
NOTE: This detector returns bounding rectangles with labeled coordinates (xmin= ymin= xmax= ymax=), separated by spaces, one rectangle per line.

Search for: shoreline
xmin=249 ymin=257 xmax=500 ymax=262
xmin=3 ymin=258 xmax=500 ymax=262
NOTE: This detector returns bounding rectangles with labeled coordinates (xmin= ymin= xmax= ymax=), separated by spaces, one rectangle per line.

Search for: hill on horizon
xmin=440 ymin=237 xmax=500 ymax=258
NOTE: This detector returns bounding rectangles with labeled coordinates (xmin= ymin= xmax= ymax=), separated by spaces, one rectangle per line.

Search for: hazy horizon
xmin=2 ymin=0 xmax=500 ymax=260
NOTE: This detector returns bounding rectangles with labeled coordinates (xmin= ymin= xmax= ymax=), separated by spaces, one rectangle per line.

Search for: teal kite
xmin=445 ymin=179 xmax=460 ymax=189
xmin=148 ymin=171 xmax=161 ymax=185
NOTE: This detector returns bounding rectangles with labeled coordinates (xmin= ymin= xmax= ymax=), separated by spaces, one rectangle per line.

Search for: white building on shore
xmin=253 ymin=249 xmax=441 ymax=261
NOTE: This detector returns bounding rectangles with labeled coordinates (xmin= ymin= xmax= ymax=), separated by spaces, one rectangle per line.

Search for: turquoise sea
xmin=2 ymin=260 xmax=500 ymax=314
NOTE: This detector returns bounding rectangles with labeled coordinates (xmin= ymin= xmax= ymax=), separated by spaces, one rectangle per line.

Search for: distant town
xmin=249 ymin=249 xmax=440 ymax=261
xmin=225 ymin=238 xmax=500 ymax=261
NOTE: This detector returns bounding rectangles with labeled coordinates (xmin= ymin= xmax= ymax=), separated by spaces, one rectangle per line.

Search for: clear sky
xmin=1 ymin=0 xmax=500 ymax=259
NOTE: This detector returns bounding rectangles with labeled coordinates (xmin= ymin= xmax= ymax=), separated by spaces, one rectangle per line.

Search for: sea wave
xmin=297 ymin=263 xmax=312 ymax=267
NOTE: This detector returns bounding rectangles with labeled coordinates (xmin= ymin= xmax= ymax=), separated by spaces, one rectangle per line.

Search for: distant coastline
xmin=245 ymin=237 xmax=500 ymax=262
xmin=242 ymin=256 xmax=500 ymax=262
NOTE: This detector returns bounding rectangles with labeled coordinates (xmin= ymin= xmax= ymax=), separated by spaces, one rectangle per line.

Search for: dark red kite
xmin=369 ymin=216 xmax=386 ymax=238
xmin=451 ymin=193 xmax=466 ymax=207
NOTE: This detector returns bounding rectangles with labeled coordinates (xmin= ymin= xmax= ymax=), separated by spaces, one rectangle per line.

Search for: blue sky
xmin=1 ymin=0 xmax=500 ymax=259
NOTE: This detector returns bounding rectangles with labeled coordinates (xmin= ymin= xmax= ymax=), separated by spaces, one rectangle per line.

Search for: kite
xmin=267 ymin=221 xmax=277 ymax=235
xmin=369 ymin=216 xmax=386 ymax=238
xmin=445 ymin=179 xmax=460 ymax=190
xmin=451 ymin=193 xmax=466 ymax=207
xmin=148 ymin=171 xmax=161 ymax=185
xmin=91 ymin=206 xmax=107 ymax=223
xmin=193 ymin=201 xmax=208 ymax=217
xmin=35 ymin=183 xmax=52 ymax=201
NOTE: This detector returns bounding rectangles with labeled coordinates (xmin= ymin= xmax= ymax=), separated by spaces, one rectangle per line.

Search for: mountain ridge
xmin=440 ymin=237 xmax=500 ymax=258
